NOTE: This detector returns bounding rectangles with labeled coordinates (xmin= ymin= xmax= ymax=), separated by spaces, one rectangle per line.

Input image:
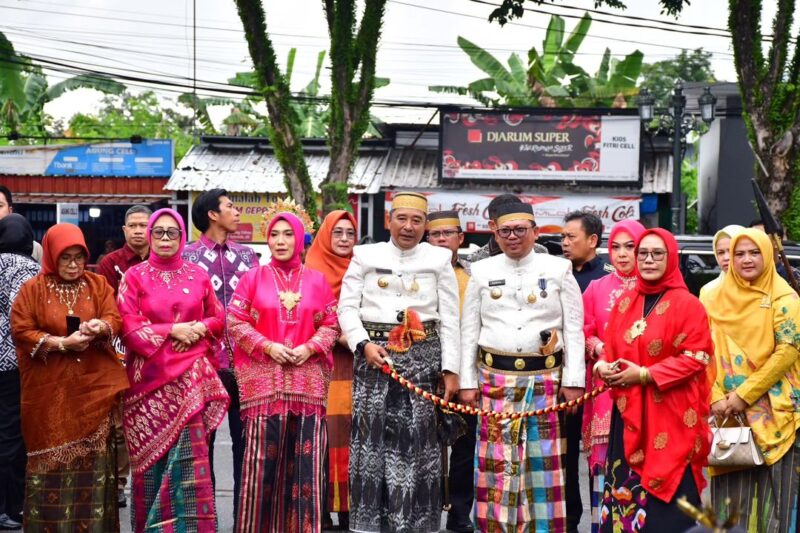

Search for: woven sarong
xmin=711 ymin=430 xmax=800 ymax=533
xmin=327 ymin=344 xmax=353 ymax=513
xmin=349 ymin=335 xmax=443 ymax=533
xmin=237 ymin=413 xmax=327 ymax=533
xmin=475 ymin=364 xmax=566 ymax=533
xmin=130 ymin=414 xmax=216 ymax=533
xmin=23 ymin=437 xmax=118 ymax=533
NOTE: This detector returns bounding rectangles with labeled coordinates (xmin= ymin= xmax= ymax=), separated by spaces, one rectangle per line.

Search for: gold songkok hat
xmin=427 ymin=209 xmax=462 ymax=230
xmin=391 ymin=191 xmax=428 ymax=214
xmin=494 ymin=202 xmax=535 ymax=226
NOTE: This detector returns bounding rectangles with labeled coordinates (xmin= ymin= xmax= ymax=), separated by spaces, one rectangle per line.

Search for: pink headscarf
xmin=608 ymin=219 xmax=646 ymax=275
xmin=266 ymin=212 xmax=305 ymax=271
xmin=146 ymin=208 xmax=186 ymax=270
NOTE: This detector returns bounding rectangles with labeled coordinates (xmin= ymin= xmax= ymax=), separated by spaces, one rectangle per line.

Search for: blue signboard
xmin=43 ymin=139 xmax=173 ymax=177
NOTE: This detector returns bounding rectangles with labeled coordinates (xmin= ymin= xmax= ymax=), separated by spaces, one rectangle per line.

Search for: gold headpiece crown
xmin=260 ymin=198 xmax=316 ymax=238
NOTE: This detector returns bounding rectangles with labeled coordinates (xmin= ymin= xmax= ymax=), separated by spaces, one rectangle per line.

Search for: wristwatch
xmin=355 ymin=339 xmax=370 ymax=356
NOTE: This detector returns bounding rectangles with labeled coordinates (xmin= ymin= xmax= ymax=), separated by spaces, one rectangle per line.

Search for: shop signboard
xmin=440 ymin=108 xmax=640 ymax=184
xmin=56 ymin=203 xmax=80 ymax=225
xmin=384 ymin=191 xmax=640 ymax=234
xmin=0 ymin=140 xmax=173 ymax=177
xmin=190 ymin=191 xmax=284 ymax=243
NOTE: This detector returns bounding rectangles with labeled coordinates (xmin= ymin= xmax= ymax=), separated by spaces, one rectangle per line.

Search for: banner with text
xmin=190 ymin=191 xmax=283 ymax=243
xmin=440 ymin=110 xmax=640 ymax=183
xmin=384 ymin=191 xmax=640 ymax=233
xmin=0 ymin=140 xmax=173 ymax=177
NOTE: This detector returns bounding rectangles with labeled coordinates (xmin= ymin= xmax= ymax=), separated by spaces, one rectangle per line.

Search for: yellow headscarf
xmin=699 ymin=224 xmax=744 ymax=304
xmin=705 ymin=228 xmax=794 ymax=367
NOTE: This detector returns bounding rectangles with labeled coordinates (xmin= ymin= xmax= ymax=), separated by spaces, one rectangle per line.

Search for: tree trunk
xmin=234 ymin=0 xmax=318 ymax=221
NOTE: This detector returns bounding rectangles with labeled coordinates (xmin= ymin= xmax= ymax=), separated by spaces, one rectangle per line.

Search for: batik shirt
xmin=183 ymin=235 xmax=259 ymax=369
xmin=0 ymin=253 xmax=40 ymax=371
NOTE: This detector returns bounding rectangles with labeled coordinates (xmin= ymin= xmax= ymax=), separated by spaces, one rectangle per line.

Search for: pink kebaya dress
xmin=118 ymin=208 xmax=229 ymax=533
xmin=227 ymin=212 xmax=340 ymax=533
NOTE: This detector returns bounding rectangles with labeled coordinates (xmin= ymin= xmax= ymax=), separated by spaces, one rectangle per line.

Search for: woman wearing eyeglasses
xmin=10 ymin=223 xmax=129 ymax=532
xmin=580 ymin=219 xmax=645 ymax=533
xmin=593 ymin=228 xmax=713 ymax=532
xmin=117 ymin=208 xmax=229 ymax=533
xmin=304 ymin=209 xmax=358 ymax=530
xmin=705 ymin=229 xmax=800 ymax=532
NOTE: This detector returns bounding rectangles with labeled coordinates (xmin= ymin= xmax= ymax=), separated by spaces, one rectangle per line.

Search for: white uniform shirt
xmin=338 ymin=240 xmax=462 ymax=374
xmin=460 ymin=250 xmax=585 ymax=389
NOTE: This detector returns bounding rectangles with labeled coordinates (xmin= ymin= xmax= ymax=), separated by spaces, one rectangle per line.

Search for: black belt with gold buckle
xmin=363 ymin=320 xmax=439 ymax=341
xmin=479 ymin=347 xmax=563 ymax=372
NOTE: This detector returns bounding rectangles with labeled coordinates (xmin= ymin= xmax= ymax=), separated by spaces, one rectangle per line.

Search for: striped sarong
xmin=130 ymin=414 xmax=216 ymax=533
xmin=23 ymin=440 xmax=118 ymax=533
xmin=349 ymin=335 xmax=443 ymax=533
xmin=711 ymin=430 xmax=800 ymax=533
xmin=474 ymin=363 xmax=566 ymax=533
xmin=326 ymin=344 xmax=353 ymax=513
xmin=237 ymin=413 xmax=327 ymax=533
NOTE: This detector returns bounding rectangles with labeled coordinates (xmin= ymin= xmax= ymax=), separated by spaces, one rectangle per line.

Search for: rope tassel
xmin=380 ymin=359 xmax=607 ymax=419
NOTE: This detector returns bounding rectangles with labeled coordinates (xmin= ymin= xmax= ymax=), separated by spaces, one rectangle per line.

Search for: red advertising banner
xmin=440 ymin=109 xmax=640 ymax=183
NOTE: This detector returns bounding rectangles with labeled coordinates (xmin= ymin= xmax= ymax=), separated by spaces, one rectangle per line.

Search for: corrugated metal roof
xmin=166 ymin=142 xmax=388 ymax=194
xmin=166 ymin=134 xmax=673 ymax=195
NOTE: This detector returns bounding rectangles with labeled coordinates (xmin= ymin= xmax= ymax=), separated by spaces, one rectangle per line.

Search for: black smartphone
xmin=66 ymin=316 xmax=81 ymax=335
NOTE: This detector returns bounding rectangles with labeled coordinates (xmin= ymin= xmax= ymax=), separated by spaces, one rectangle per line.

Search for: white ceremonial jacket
xmin=338 ymin=240 xmax=462 ymax=374
xmin=459 ymin=249 xmax=585 ymax=389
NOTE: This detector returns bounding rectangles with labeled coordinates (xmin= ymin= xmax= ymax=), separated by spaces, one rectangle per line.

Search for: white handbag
xmin=708 ymin=415 xmax=764 ymax=467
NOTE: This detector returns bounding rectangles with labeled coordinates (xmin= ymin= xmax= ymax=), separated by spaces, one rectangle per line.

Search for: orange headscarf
xmin=304 ymin=210 xmax=357 ymax=298
xmin=41 ymin=223 xmax=90 ymax=276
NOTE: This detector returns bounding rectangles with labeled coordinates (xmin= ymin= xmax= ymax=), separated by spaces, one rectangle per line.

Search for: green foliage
xmin=0 ymin=31 xmax=127 ymax=141
xmin=681 ymin=156 xmax=699 ymax=234
xmin=486 ymin=0 xmax=688 ymax=25
xmin=640 ymin=49 xmax=716 ymax=103
xmin=66 ymin=91 xmax=194 ymax=163
xmin=430 ymin=13 xmax=642 ymax=108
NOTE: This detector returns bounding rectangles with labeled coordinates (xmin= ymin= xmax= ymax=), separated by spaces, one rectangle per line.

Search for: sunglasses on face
xmin=151 ymin=227 xmax=182 ymax=240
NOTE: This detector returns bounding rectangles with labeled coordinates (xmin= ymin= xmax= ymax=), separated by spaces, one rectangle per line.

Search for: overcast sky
xmin=0 ymin=0 xmax=791 ymax=124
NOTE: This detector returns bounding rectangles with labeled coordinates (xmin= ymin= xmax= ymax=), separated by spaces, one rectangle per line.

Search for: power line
xmin=387 ymin=0 xmax=736 ymax=57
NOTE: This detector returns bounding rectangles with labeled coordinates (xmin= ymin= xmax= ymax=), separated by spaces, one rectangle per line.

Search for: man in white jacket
xmin=338 ymin=191 xmax=461 ymax=533
xmin=459 ymin=202 xmax=585 ymax=533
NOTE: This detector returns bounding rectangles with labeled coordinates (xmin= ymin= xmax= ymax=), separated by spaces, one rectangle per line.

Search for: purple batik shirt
xmin=183 ymin=234 xmax=259 ymax=369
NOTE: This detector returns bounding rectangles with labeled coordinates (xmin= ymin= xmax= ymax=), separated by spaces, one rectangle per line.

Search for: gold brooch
xmin=628 ymin=319 xmax=647 ymax=340
xmin=514 ymin=358 xmax=525 ymax=370
xmin=377 ymin=276 xmax=389 ymax=288
xmin=490 ymin=288 xmax=502 ymax=299
xmin=527 ymin=293 xmax=537 ymax=304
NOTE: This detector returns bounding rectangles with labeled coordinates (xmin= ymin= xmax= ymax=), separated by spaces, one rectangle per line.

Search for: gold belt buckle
xmin=545 ymin=355 xmax=556 ymax=369
xmin=514 ymin=358 xmax=525 ymax=370
xmin=484 ymin=352 xmax=493 ymax=366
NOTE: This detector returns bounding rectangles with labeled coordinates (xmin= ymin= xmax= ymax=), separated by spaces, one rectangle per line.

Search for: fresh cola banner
xmin=440 ymin=110 xmax=640 ymax=183
xmin=384 ymin=191 xmax=640 ymax=234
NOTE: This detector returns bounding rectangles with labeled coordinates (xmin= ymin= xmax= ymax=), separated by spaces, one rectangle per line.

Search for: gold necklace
xmin=627 ymin=293 xmax=665 ymax=341
xmin=47 ymin=277 xmax=88 ymax=315
xmin=271 ymin=265 xmax=303 ymax=313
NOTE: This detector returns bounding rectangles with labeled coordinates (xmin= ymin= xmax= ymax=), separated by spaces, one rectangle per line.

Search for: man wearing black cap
xmin=338 ymin=192 xmax=462 ymax=533
xmin=460 ymin=202 xmax=585 ymax=532
xmin=427 ymin=209 xmax=475 ymax=532
xmin=467 ymin=193 xmax=548 ymax=263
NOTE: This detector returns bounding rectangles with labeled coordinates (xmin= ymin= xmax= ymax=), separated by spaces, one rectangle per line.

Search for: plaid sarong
xmin=474 ymin=364 xmax=566 ymax=533
xmin=130 ymin=414 xmax=217 ymax=533
xmin=23 ymin=439 xmax=118 ymax=533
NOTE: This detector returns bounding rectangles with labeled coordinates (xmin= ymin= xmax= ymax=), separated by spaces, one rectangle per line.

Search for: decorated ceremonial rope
xmin=380 ymin=358 xmax=608 ymax=420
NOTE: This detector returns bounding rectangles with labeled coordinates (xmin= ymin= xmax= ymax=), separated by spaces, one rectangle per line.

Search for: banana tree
xmin=429 ymin=12 xmax=643 ymax=108
xmin=1 ymin=32 xmax=125 ymax=138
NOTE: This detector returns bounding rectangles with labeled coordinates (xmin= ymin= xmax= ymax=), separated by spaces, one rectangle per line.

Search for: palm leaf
xmin=285 ymin=47 xmax=296 ymax=87
xmin=596 ymin=48 xmax=611 ymax=84
xmin=560 ymin=12 xmax=592 ymax=65
xmin=607 ymin=50 xmax=644 ymax=90
xmin=0 ymin=32 xmax=26 ymax=113
xmin=457 ymin=36 xmax=514 ymax=86
xmin=45 ymin=73 xmax=125 ymax=101
xmin=541 ymin=15 xmax=565 ymax=72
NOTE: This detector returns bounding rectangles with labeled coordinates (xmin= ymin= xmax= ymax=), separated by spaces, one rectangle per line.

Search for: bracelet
xmin=264 ymin=342 xmax=274 ymax=356
xmin=58 ymin=337 xmax=68 ymax=353
xmin=639 ymin=366 xmax=649 ymax=385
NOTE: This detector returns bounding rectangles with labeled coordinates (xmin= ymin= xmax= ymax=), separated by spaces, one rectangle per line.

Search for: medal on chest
xmin=625 ymin=294 xmax=665 ymax=344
